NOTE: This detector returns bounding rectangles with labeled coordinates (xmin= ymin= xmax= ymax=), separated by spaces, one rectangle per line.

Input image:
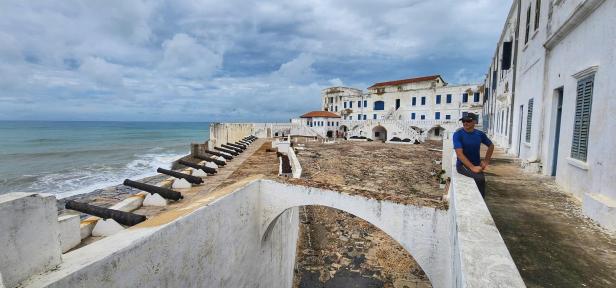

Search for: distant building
xmin=298 ymin=110 xmax=341 ymax=138
xmin=483 ymin=0 xmax=616 ymax=231
xmin=322 ymin=76 xmax=483 ymax=123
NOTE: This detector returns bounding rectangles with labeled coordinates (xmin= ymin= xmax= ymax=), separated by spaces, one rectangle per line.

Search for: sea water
xmin=0 ymin=121 xmax=209 ymax=198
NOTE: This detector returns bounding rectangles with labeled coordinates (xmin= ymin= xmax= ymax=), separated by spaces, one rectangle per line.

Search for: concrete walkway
xmin=484 ymin=151 xmax=616 ymax=287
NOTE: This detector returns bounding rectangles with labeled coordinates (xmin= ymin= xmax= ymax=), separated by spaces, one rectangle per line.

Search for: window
xmin=421 ymin=97 xmax=426 ymax=105
xmin=436 ymin=95 xmax=441 ymax=104
xmin=357 ymin=101 xmax=361 ymax=108
xmin=349 ymin=116 xmax=352 ymax=120
xmin=526 ymin=98 xmax=534 ymax=142
xmin=534 ymin=0 xmax=541 ymax=31
xmin=358 ymin=114 xmax=361 ymax=120
xmin=571 ymin=75 xmax=594 ymax=161
xmin=502 ymin=41 xmax=512 ymax=70
xmin=474 ymin=92 xmax=480 ymax=102
xmin=435 ymin=112 xmax=441 ymax=120
xmin=327 ymin=121 xmax=330 ymax=127
xmin=363 ymin=114 xmax=367 ymax=120
xmin=335 ymin=106 xmax=338 ymax=112
xmin=412 ymin=97 xmax=416 ymax=106
xmin=462 ymin=93 xmax=468 ymax=103
xmin=376 ymin=88 xmax=385 ymax=94
xmin=446 ymin=94 xmax=452 ymax=103
xmin=411 ymin=113 xmax=416 ymax=120
xmin=363 ymin=100 xmax=367 ymax=107
xmin=374 ymin=101 xmax=385 ymax=110
xmin=349 ymin=101 xmax=353 ymax=108
xmin=395 ymin=99 xmax=400 ymax=109
xmin=344 ymin=102 xmax=347 ymax=108
xmin=525 ymin=5 xmax=531 ymax=44
xmin=445 ymin=114 xmax=451 ymax=120
xmin=420 ymin=115 xmax=426 ymax=120
xmin=373 ymin=114 xmax=377 ymax=119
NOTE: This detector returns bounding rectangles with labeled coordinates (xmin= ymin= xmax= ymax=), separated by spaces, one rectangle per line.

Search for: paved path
xmin=484 ymin=152 xmax=616 ymax=287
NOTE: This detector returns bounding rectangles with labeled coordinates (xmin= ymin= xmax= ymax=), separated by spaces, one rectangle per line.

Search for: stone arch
xmin=372 ymin=125 xmax=387 ymax=141
xmin=427 ymin=126 xmax=445 ymax=140
xmin=326 ymin=130 xmax=334 ymax=138
xmin=258 ymin=181 xmax=450 ymax=288
xmin=339 ymin=125 xmax=348 ymax=132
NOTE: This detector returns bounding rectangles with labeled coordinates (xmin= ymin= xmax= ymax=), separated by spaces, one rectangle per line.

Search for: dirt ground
xmin=291 ymin=140 xmax=444 ymax=288
xmin=485 ymin=156 xmax=616 ymax=288
xmin=286 ymin=140 xmax=446 ymax=209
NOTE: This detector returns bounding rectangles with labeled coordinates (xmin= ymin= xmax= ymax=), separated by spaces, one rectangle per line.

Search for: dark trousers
xmin=456 ymin=165 xmax=486 ymax=197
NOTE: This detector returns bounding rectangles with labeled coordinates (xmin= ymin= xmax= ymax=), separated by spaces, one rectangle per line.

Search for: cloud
xmin=0 ymin=0 xmax=511 ymax=121
xmin=159 ymin=33 xmax=223 ymax=79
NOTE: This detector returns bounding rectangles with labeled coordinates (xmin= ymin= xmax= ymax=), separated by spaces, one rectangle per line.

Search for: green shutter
xmin=571 ymin=75 xmax=594 ymax=161
xmin=526 ymin=98 xmax=533 ymax=142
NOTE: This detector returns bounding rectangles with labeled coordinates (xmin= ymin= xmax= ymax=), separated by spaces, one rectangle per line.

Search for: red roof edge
xmin=368 ymin=75 xmax=443 ymax=89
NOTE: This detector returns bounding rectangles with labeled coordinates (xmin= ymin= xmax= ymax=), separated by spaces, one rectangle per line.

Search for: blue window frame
xmin=357 ymin=114 xmax=361 ymax=120
xmin=446 ymin=114 xmax=451 ymax=120
xmin=335 ymin=106 xmax=338 ymax=112
xmin=344 ymin=102 xmax=347 ymax=108
xmin=363 ymin=100 xmax=367 ymax=107
xmin=420 ymin=115 xmax=426 ymax=120
xmin=421 ymin=97 xmax=426 ymax=105
xmin=435 ymin=112 xmax=441 ymax=120
xmin=436 ymin=95 xmax=441 ymax=104
xmin=350 ymin=101 xmax=353 ymax=108
xmin=357 ymin=101 xmax=361 ymax=107
xmin=462 ymin=93 xmax=468 ymax=103
xmin=374 ymin=101 xmax=385 ymax=110
xmin=363 ymin=114 xmax=367 ymax=120
xmin=446 ymin=94 xmax=452 ymax=103
xmin=474 ymin=92 xmax=480 ymax=102
xmin=412 ymin=97 xmax=416 ymax=106
xmin=373 ymin=114 xmax=377 ymax=119
xmin=411 ymin=113 xmax=416 ymax=120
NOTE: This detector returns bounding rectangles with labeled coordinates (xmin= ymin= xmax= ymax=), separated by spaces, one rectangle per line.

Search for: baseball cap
xmin=459 ymin=113 xmax=478 ymax=122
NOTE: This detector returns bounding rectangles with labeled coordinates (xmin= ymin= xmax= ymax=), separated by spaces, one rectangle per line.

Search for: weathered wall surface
xmin=0 ymin=193 xmax=61 ymax=288
xmin=24 ymin=181 xmax=299 ymax=288
xmin=208 ymin=123 xmax=255 ymax=149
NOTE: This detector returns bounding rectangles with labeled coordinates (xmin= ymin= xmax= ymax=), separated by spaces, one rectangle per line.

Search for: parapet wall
xmin=208 ymin=123 xmax=255 ymax=149
xmin=21 ymin=180 xmax=300 ymax=288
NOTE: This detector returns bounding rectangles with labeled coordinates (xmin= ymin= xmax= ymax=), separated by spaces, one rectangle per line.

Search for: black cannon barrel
xmin=123 ymin=179 xmax=183 ymax=201
xmin=237 ymin=141 xmax=249 ymax=146
xmin=203 ymin=150 xmax=233 ymax=160
xmin=65 ymin=200 xmax=146 ymax=226
xmin=194 ymin=154 xmax=226 ymax=166
xmin=242 ymin=137 xmax=253 ymax=142
xmin=178 ymin=159 xmax=217 ymax=174
xmin=215 ymin=146 xmax=239 ymax=156
xmin=156 ymin=168 xmax=204 ymax=184
xmin=222 ymin=144 xmax=242 ymax=153
xmin=227 ymin=143 xmax=246 ymax=150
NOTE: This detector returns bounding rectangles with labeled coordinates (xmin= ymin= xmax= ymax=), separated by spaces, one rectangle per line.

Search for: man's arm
xmin=455 ymin=148 xmax=483 ymax=173
xmin=481 ymin=144 xmax=495 ymax=170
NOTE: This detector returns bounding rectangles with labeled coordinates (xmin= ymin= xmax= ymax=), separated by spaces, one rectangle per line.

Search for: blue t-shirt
xmin=453 ymin=129 xmax=493 ymax=167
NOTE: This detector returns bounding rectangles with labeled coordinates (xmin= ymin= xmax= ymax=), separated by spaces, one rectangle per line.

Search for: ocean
xmin=0 ymin=121 xmax=209 ymax=198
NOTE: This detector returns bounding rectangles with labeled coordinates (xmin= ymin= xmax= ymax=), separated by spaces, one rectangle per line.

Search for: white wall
xmin=0 ymin=193 xmax=61 ymax=288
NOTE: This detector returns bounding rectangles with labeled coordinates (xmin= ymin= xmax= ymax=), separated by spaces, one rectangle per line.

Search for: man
xmin=453 ymin=113 xmax=494 ymax=197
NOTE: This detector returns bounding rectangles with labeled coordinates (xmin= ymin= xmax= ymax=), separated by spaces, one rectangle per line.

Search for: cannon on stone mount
xmin=65 ymin=200 xmax=146 ymax=226
xmin=123 ymin=179 xmax=183 ymax=201
xmin=178 ymin=159 xmax=217 ymax=175
xmin=156 ymin=168 xmax=204 ymax=184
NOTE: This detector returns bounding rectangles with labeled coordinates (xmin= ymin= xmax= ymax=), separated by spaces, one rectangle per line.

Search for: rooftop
xmin=368 ymin=75 xmax=444 ymax=89
xmin=300 ymin=111 xmax=341 ymax=118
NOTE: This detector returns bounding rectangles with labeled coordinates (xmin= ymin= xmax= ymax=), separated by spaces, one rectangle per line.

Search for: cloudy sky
xmin=0 ymin=0 xmax=510 ymax=122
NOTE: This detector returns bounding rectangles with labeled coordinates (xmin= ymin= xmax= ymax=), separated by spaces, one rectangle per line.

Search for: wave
xmin=2 ymin=150 xmax=188 ymax=198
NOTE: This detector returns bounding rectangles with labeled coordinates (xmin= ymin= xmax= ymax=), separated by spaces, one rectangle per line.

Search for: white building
xmin=321 ymin=75 xmax=484 ymax=140
xmin=296 ymin=111 xmax=342 ymax=138
xmin=483 ymin=0 xmax=616 ymax=231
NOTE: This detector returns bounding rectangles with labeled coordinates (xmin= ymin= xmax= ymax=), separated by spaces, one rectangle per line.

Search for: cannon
xmin=123 ymin=179 xmax=183 ymax=201
xmin=65 ymin=200 xmax=146 ymax=226
xmin=156 ymin=168 xmax=204 ymax=184
xmin=215 ymin=146 xmax=239 ymax=156
xmin=227 ymin=143 xmax=246 ymax=150
xmin=203 ymin=150 xmax=233 ymax=160
xmin=222 ymin=144 xmax=242 ymax=153
xmin=194 ymin=154 xmax=226 ymax=166
xmin=178 ymin=159 xmax=217 ymax=174
xmin=234 ymin=142 xmax=248 ymax=148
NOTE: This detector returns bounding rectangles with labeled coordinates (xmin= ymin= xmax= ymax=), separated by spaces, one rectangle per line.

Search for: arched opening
xmin=427 ymin=126 xmax=445 ymax=140
xmin=326 ymin=130 xmax=334 ymax=138
xmin=264 ymin=205 xmax=432 ymax=287
xmin=372 ymin=125 xmax=387 ymax=142
xmin=339 ymin=125 xmax=348 ymax=132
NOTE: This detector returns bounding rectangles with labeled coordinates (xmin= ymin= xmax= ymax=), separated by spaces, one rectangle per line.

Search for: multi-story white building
xmin=321 ymin=75 xmax=484 ymax=140
xmin=483 ymin=0 xmax=616 ymax=231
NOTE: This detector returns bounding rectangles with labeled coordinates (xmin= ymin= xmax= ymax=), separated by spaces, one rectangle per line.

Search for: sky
xmin=0 ymin=0 xmax=511 ymax=122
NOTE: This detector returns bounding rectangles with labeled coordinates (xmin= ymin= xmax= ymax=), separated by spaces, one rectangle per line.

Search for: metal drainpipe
xmin=508 ymin=0 xmax=522 ymax=153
